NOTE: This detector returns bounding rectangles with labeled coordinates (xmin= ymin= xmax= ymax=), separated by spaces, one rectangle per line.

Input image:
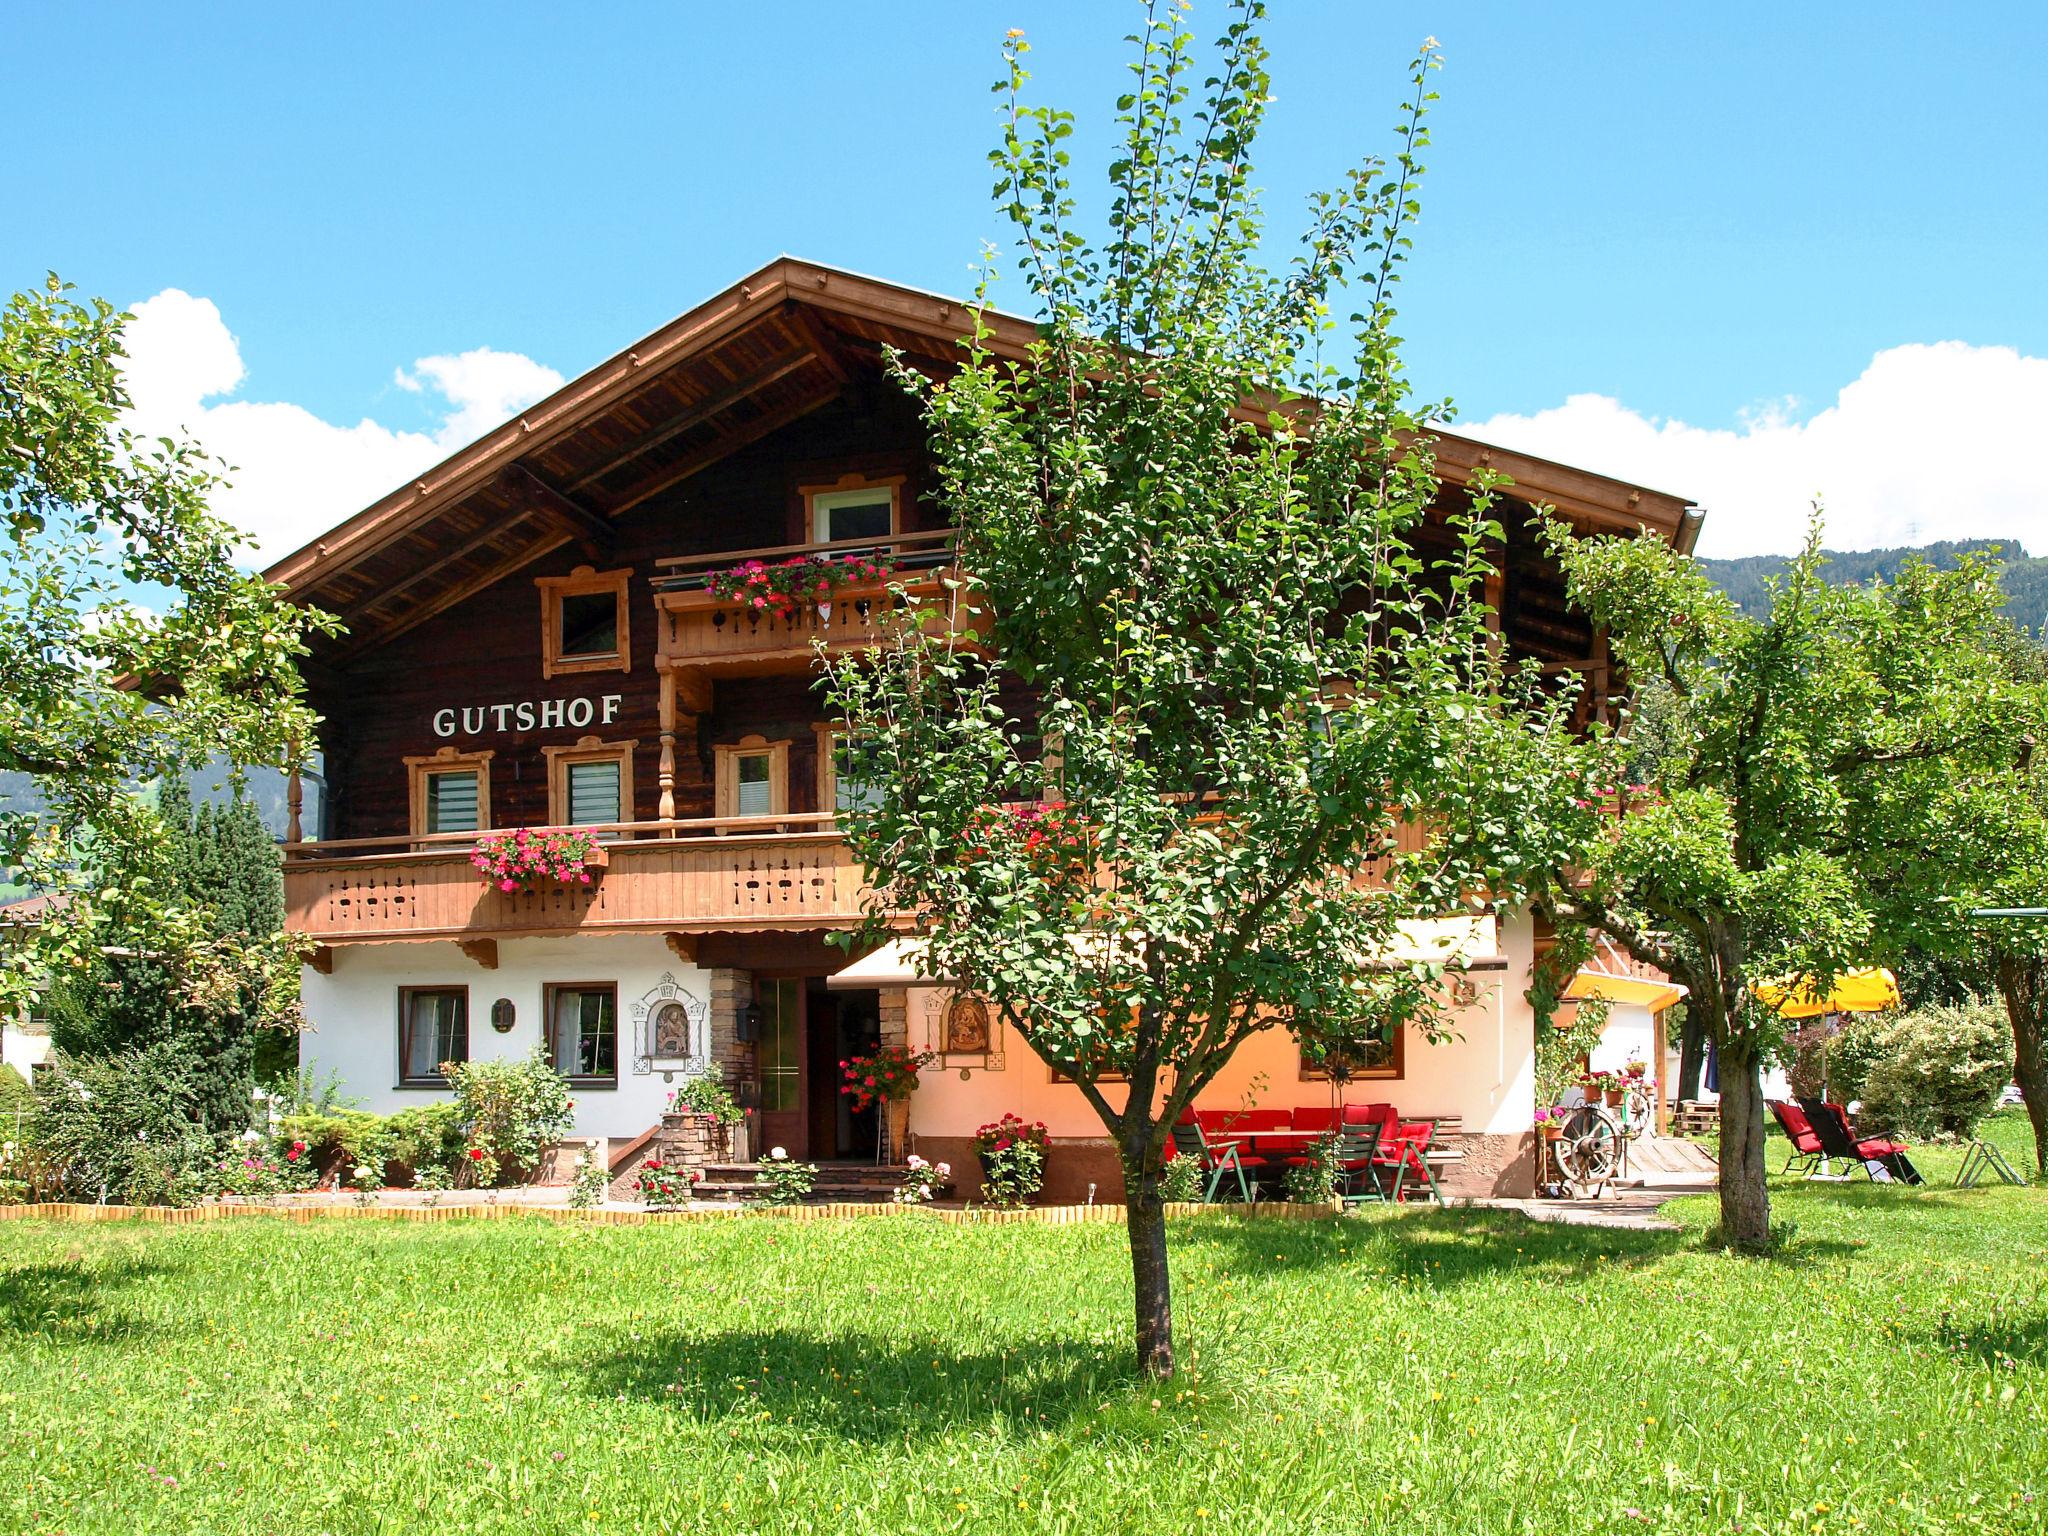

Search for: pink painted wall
xmin=901 ymin=910 xmax=1538 ymax=1140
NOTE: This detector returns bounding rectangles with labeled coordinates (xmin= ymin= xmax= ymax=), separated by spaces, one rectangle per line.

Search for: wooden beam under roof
xmin=565 ymin=346 xmax=816 ymax=496
xmin=330 ymin=506 xmax=544 ymax=624
xmin=604 ymin=382 xmax=843 ymax=519
xmin=331 ymin=529 xmax=572 ymax=660
xmin=500 ymin=463 xmax=613 ymax=561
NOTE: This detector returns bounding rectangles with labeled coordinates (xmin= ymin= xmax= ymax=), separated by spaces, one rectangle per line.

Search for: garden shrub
xmin=974 ymin=1115 xmax=1047 ymax=1208
xmin=1159 ymin=1150 xmax=1204 ymax=1203
xmin=1283 ymin=1133 xmax=1341 ymax=1205
xmin=384 ymin=1103 xmax=465 ymax=1177
xmin=1859 ymin=999 xmax=2010 ymax=1140
xmin=1827 ymin=1013 xmax=1893 ymax=1105
xmin=752 ymin=1147 xmax=816 ymax=1206
xmin=34 ymin=1044 xmax=225 ymax=1204
xmin=443 ymin=1048 xmax=574 ymax=1187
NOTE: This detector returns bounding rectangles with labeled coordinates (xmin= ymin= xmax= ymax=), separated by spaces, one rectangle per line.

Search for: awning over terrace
xmin=1564 ymin=966 xmax=1689 ymax=1013
xmin=827 ymin=916 xmax=1500 ymax=990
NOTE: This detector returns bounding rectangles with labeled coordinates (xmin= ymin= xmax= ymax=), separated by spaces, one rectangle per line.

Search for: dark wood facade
xmin=275 ymin=257 xmax=1697 ymax=943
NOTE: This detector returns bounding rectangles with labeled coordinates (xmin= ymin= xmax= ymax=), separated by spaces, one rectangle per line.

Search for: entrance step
xmin=694 ymin=1161 xmax=915 ymax=1204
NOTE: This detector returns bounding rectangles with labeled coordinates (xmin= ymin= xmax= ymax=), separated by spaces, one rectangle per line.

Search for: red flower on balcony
xmin=471 ymin=827 xmax=603 ymax=893
xmin=705 ymin=553 xmax=893 ymax=618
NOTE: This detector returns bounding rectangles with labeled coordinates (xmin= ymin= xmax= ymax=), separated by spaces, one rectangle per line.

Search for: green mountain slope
xmin=1700 ymin=538 xmax=2048 ymax=631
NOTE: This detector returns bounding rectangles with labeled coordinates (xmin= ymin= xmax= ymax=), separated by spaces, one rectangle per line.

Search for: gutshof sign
xmin=432 ymin=694 xmax=624 ymax=738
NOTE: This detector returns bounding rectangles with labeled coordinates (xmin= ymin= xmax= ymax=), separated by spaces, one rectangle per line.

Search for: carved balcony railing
xmin=649 ymin=529 xmax=988 ymax=674
xmin=282 ymin=816 xmax=867 ymax=944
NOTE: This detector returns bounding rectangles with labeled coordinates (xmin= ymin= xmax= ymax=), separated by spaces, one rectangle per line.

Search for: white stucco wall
xmin=1591 ymin=1004 xmax=1658 ymax=1081
xmin=299 ymin=934 xmax=713 ymax=1139
xmin=900 ymin=908 xmax=1539 ymax=1139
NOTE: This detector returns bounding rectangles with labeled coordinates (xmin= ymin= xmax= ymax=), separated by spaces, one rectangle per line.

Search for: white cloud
xmin=1461 ymin=341 xmax=2048 ymax=559
xmin=119 ymin=290 xmax=564 ymax=567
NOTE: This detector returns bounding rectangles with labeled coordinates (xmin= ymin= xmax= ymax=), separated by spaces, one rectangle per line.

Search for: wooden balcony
xmin=282 ymin=817 xmax=867 ymax=946
xmin=650 ymin=529 xmax=987 ymax=675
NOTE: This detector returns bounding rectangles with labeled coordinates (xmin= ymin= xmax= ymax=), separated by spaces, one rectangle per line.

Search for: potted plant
xmin=839 ymin=1045 xmax=933 ymax=1159
xmin=973 ymin=1114 xmax=1048 ymax=1208
xmin=1534 ymin=1107 xmax=1563 ymax=1141
xmin=668 ymin=1074 xmax=745 ymax=1159
xmin=1602 ymin=1072 xmax=1626 ymax=1108
xmin=470 ymin=827 xmax=606 ymax=893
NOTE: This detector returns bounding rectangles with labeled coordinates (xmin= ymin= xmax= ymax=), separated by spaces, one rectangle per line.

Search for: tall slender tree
xmin=827 ymin=5 xmax=1596 ymax=1376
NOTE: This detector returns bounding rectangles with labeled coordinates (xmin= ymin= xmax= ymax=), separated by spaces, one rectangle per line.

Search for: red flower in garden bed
xmin=973 ymin=1114 xmax=1049 ymax=1155
xmin=471 ymin=827 xmax=603 ymax=893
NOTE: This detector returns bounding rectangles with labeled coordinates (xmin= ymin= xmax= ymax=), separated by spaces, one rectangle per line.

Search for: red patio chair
xmin=1798 ymin=1098 xmax=1924 ymax=1185
xmin=1768 ymin=1100 xmax=1828 ymax=1177
xmin=1372 ymin=1120 xmax=1442 ymax=1202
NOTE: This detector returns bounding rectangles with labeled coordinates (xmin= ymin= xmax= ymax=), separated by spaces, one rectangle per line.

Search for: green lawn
xmin=1 ymin=1116 xmax=2043 ymax=1535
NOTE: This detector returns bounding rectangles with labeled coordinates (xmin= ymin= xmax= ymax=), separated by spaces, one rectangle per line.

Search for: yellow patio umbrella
xmin=1752 ymin=967 xmax=1901 ymax=1019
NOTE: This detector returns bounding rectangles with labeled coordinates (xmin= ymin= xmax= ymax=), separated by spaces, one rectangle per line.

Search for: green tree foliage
xmin=0 ymin=275 xmax=331 ymax=1015
xmin=1857 ymin=999 xmax=2010 ymax=1141
xmin=827 ymin=5 xmax=1595 ymax=1375
xmin=32 ymin=1042 xmax=229 ymax=1204
xmin=43 ymin=777 xmax=295 ymax=1137
xmin=1536 ymin=521 xmax=2036 ymax=1247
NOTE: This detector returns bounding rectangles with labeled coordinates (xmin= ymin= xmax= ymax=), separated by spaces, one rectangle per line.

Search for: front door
xmin=806 ymin=982 xmax=882 ymax=1158
xmin=755 ymin=976 xmax=806 ymax=1157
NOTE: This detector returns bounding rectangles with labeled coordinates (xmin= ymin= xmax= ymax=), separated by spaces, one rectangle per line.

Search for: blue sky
xmin=7 ymin=1 xmax=2045 ymax=558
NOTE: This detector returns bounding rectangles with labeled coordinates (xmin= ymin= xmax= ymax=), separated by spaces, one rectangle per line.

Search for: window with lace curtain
xmin=398 ymin=987 xmax=468 ymax=1086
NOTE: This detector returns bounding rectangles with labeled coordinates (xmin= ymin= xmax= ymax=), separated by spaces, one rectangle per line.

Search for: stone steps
xmin=694 ymin=1162 xmax=914 ymax=1204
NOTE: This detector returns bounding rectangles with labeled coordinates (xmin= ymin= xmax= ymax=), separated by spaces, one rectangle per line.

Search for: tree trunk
xmin=1714 ymin=1035 xmax=1772 ymax=1251
xmin=1676 ymin=1006 xmax=1705 ymax=1102
xmin=1123 ymin=1143 xmax=1174 ymax=1379
xmin=1995 ymin=953 xmax=2048 ymax=1176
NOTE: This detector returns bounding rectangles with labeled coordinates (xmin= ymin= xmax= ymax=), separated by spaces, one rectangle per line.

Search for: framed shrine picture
xmin=943 ymin=994 xmax=992 ymax=1055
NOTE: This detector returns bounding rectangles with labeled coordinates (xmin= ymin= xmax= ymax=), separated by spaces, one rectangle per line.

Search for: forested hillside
xmin=1701 ymin=538 xmax=2048 ymax=632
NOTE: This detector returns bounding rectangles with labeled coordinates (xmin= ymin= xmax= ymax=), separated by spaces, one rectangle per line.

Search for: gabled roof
xmin=266 ymin=256 xmax=1700 ymax=661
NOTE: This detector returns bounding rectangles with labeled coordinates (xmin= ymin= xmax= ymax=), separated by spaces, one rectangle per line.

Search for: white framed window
xmin=543 ymin=736 xmax=637 ymax=832
xmin=805 ymin=476 xmax=902 ymax=544
xmin=405 ymin=747 xmax=493 ymax=838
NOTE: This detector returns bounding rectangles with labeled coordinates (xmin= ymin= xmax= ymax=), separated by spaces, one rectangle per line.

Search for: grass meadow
xmin=0 ymin=1111 xmax=2042 ymax=1536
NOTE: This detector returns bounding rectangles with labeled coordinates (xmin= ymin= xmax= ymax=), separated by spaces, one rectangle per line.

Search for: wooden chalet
xmin=272 ymin=257 xmax=1699 ymax=1201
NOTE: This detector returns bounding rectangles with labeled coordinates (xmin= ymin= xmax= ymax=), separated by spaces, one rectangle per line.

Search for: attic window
xmin=535 ymin=566 xmax=632 ymax=680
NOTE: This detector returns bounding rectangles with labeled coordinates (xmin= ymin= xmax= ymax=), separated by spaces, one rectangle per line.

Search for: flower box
xmin=471 ymin=828 xmax=606 ymax=893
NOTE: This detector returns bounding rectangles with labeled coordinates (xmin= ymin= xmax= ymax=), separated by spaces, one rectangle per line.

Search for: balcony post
xmin=286 ymin=741 xmax=303 ymax=844
xmin=657 ymin=668 xmax=677 ymax=822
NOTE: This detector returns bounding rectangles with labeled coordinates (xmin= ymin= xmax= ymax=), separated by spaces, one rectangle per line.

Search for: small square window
xmin=817 ymin=495 xmax=893 ymax=543
xmin=806 ymin=479 xmax=902 ymax=545
xmin=399 ymin=987 xmax=468 ymax=1086
xmin=406 ymin=748 xmax=493 ymax=839
xmin=535 ymin=566 xmax=631 ymax=679
xmin=559 ymin=591 xmax=619 ymax=660
xmin=546 ymin=983 xmax=617 ymax=1084
xmin=565 ymin=759 xmax=621 ymax=825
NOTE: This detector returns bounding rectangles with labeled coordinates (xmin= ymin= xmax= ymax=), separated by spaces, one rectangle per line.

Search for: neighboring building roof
xmin=0 ymin=893 xmax=59 ymax=926
xmin=266 ymin=256 xmax=1702 ymax=662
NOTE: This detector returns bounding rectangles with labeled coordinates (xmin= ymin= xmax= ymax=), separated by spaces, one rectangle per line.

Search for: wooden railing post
xmin=657 ymin=668 xmax=677 ymax=822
